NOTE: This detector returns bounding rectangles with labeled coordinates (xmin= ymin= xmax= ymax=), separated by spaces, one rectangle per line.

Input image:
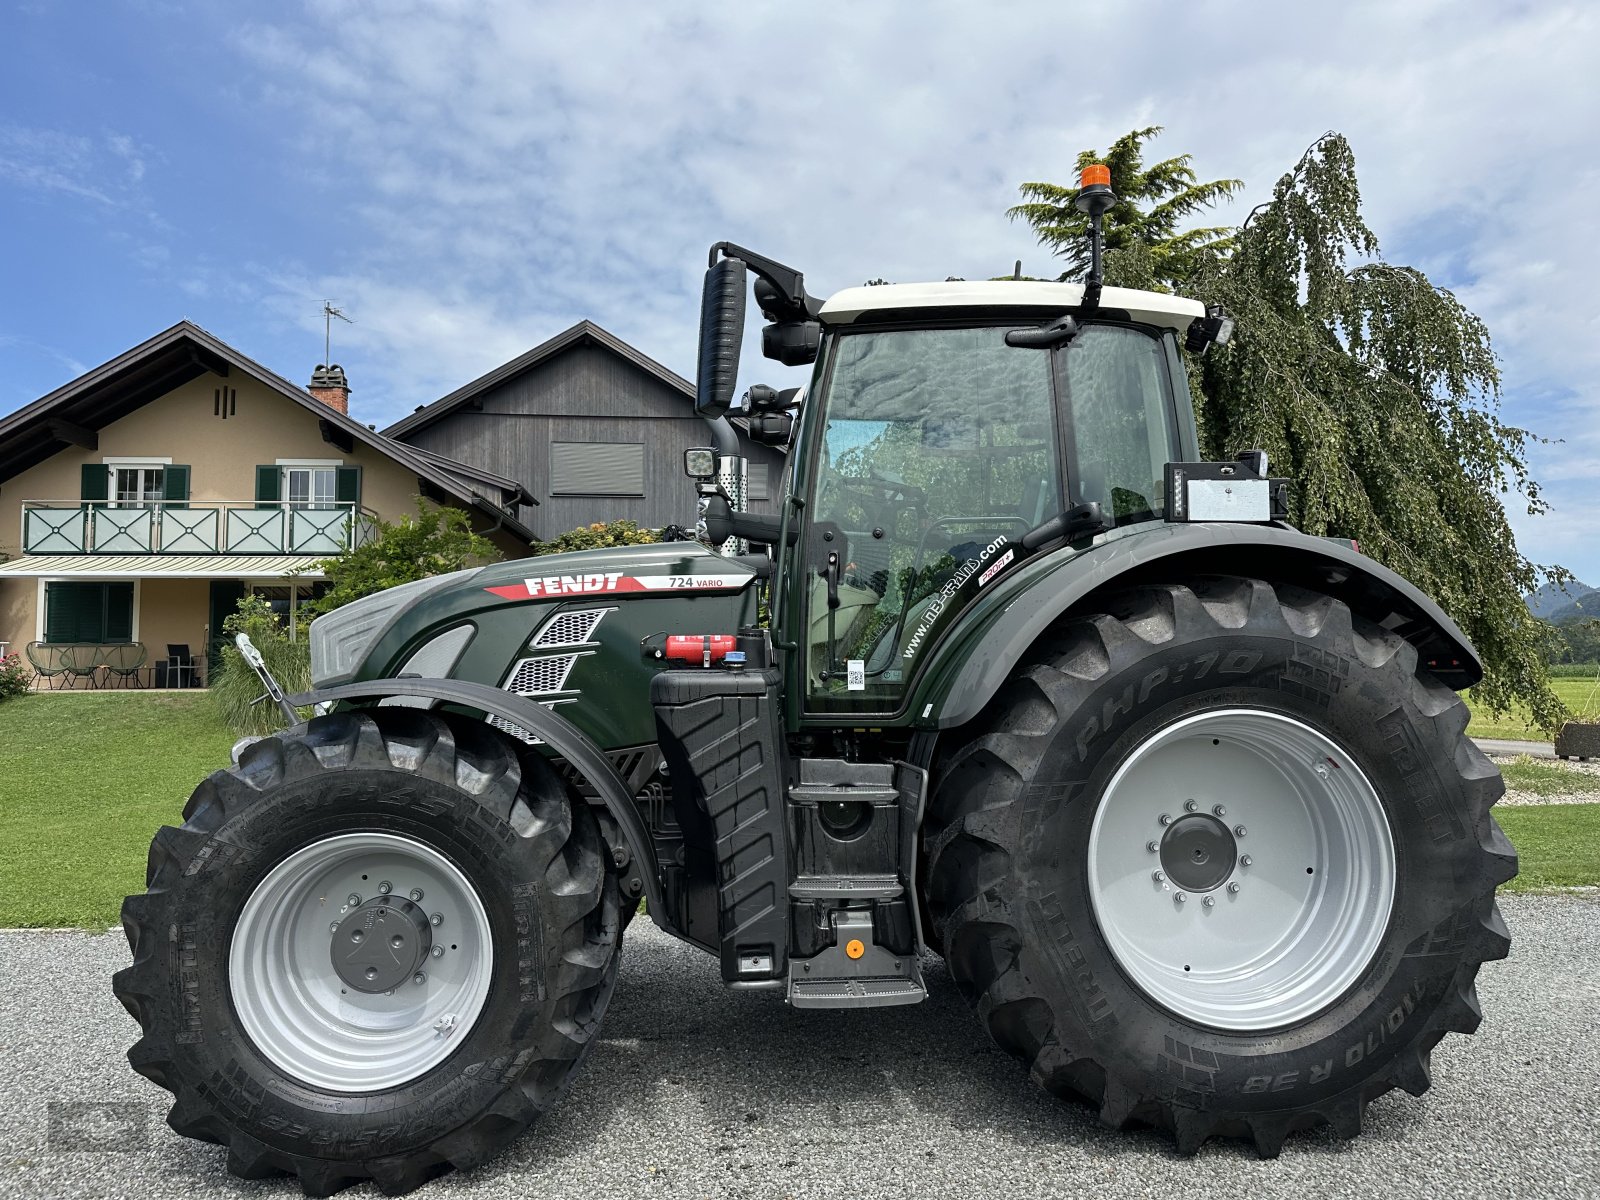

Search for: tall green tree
xmin=1008 ymin=126 xmax=1242 ymax=290
xmin=1013 ymin=129 xmax=1568 ymax=728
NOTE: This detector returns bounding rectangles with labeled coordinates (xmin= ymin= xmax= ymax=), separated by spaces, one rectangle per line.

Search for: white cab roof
xmin=819 ymin=280 xmax=1205 ymax=331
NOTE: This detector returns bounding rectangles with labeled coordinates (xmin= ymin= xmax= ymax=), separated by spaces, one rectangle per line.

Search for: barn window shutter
xmin=549 ymin=443 xmax=645 ymax=496
xmin=255 ymin=465 xmax=281 ymax=505
xmin=335 ymin=466 xmax=362 ymax=505
xmin=81 ymin=464 xmax=109 ymax=503
xmin=163 ymin=465 xmax=190 ymax=509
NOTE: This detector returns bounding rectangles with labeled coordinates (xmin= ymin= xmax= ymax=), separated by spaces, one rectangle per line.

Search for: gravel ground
xmin=1489 ymin=755 xmax=1600 ymax=807
xmin=1 ymin=894 xmax=1596 ymax=1200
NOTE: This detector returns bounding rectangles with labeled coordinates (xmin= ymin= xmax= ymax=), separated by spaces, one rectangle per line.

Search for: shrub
xmin=534 ymin=520 xmax=660 ymax=555
xmin=211 ymin=595 xmax=312 ymax=736
xmin=0 ymin=652 xmax=30 ymax=703
xmin=304 ymin=497 xmax=503 ymax=621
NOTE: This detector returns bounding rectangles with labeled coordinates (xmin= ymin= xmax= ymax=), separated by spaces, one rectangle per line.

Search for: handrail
xmin=20 ymin=500 xmax=379 ymax=556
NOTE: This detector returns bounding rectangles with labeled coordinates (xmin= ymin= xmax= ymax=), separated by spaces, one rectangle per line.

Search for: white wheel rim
xmin=229 ymin=832 xmax=494 ymax=1092
xmin=1086 ymin=708 xmax=1395 ymax=1031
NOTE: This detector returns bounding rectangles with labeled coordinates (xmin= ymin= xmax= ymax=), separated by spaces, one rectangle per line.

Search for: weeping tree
xmin=1012 ymin=128 xmax=1568 ymax=728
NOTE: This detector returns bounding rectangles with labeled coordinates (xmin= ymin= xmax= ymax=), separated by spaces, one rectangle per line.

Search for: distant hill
xmin=1527 ymin=579 xmax=1597 ymax=624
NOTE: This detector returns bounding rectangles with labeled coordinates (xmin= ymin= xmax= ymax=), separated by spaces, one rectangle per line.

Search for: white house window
xmin=113 ymin=466 xmax=165 ymax=508
xmin=285 ymin=467 xmax=336 ymax=509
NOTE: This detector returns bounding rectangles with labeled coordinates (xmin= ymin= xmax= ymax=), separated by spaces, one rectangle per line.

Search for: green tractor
xmin=115 ymin=171 xmax=1514 ymax=1195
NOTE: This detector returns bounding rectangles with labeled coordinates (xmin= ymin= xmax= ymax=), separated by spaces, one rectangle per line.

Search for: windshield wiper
xmin=1004 ymin=315 xmax=1080 ymax=349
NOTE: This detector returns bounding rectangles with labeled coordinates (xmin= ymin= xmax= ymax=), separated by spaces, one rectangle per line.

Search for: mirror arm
xmin=1021 ymin=501 xmax=1110 ymax=550
xmin=710 ymin=241 xmax=820 ymax=320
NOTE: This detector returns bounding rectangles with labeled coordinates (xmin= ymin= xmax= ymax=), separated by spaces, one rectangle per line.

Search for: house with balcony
xmin=0 ymin=321 xmax=535 ymax=685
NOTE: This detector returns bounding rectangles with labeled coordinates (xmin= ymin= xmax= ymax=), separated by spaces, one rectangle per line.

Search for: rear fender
xmin=911 ymin=522 xmax=1481 ymax=729
xmin=288 ymin=677 xmax=674 ymax=935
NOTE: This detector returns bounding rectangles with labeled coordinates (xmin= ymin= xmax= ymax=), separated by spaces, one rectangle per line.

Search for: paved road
xmin=1474 ymin=737 xmax=1557 ymax=760
xmin=2 ymin=895 xmax=1597 ymax=1200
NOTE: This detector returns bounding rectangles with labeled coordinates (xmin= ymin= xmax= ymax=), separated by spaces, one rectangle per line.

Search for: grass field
xmin=0 ymin=692 xmax=1594 ymax=927
xmin=1465 ymin=676 xmax=1600 ymax=742
xmin=1496 ymin=804 xmax=1600 ymax=891
xmin=0 ymin=693 xmax=235 ymax=927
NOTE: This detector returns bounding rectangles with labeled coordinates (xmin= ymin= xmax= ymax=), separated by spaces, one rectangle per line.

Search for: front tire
xmin=113 ymin=709 xmax=620 ymax=1196
xmin=925 ymin=577 xmax=1515 ymax=1155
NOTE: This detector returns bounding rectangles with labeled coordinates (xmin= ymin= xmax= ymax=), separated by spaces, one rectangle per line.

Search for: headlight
xmin=309 ymin=570 xmax=475 ymax=686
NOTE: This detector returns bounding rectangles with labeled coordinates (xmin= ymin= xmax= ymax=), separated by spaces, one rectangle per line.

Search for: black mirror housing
xmin=697 ymin=257 xmax=747 ymax=418
xmin=762 ymin=320 xmax=821 ymax=366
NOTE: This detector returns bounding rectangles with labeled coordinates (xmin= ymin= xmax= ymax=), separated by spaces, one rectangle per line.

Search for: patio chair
xmin=24 ymin=641 xmax=69 ymax=690
xmin=61 ymin=643 xmax=102 ymax=690
xmin=101 ymin=642 xmax=148 ymax=688
xmin=157 ymin=644 xmax=200 ymax=689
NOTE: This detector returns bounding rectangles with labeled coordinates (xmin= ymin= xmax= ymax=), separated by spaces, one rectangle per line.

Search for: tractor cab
xmin=693 ymin=248 xmax=1223 ymax=720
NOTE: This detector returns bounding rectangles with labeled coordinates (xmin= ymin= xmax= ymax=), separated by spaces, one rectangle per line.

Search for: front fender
xmin=910 ymin=522 xmax=1481 ymax=729
xmin=288 ymin=677 xmax=674 ymax=936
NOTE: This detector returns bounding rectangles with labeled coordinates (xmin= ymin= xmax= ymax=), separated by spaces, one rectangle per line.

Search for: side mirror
xmin=684 ymin=447 xmax=717 ymax=481
xmin=697 ymin=256 xmax=747 ymax=418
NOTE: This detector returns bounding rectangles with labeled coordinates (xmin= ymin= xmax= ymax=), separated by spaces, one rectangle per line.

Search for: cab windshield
xmin=802 ymin=320 xmax=1178 ymax=710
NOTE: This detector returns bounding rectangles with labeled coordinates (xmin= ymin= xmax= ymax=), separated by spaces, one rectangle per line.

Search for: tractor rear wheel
xmin=924 ymin=576 xmax=1515 ymax=1155
xmin=113 ymin=709 xmax=620 ymax=1196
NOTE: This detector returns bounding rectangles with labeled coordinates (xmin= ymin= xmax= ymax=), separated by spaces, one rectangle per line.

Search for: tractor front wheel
xmin=113 ymin=709 xmax=619 ymax=1196
xmin=925 ymin=576 xmax=1515 ymax=1155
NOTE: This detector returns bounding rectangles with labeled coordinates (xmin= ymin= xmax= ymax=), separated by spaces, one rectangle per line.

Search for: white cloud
xmin=212 ymin=0 xmax=1600 ymax=574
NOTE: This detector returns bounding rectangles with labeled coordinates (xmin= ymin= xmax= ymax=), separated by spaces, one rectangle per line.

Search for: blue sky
xmin=2 ymin=1 xmax=1597 ymax=583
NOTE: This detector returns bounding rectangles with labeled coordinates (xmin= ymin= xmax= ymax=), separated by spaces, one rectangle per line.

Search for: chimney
xmin=309 ymin=363 xmax=350 ymax=415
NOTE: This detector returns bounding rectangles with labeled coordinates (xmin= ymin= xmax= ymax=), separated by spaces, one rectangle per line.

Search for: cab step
xmin=786 ymin=910 xmax=926 ymax=1009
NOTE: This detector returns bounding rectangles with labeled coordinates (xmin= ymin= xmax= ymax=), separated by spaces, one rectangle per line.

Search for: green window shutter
xmin=45 ymin=581 xmax=124 ymax=642
xmin=105 ymin=582 xmax=134 ymax=642
xmin=335 ymin=466 xmax=362 ymax=505
xmin=163 ymin=465 xmax=190 ymax=509
xmin=256 ymin=465 xmax=281 ymax=505
xmin=81 ymin=464 xmax=109 ymax=503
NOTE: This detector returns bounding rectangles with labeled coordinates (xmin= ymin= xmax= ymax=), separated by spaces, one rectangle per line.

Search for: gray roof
xmin=0 ymin=321 xmax=537 ymax=542
xmin=382 ymin=319 xmax=695 ymax=440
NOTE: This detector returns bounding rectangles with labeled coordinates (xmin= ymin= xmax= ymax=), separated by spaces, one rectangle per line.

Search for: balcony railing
xmin=21 ymin=501 xmax=378 ymax=556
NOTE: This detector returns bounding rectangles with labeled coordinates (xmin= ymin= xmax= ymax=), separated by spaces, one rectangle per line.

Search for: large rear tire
xmin=113 ymin=709 xmax=620 ymax=1196
xmin=924 ymin=576 xmax=1514 ymax=1155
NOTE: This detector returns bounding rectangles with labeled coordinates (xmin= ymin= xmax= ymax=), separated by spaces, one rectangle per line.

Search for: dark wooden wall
xmin=397 ymin=340 xmax=785 ymax=539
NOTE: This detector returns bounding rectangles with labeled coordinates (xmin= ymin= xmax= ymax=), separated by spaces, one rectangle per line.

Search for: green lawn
xmin=1465 ymin=676 xmax=1600 ymax=742
xmin=0 ymin=692 xmax=1595 ymax=927
xmin=1499 ymin=757 xmax=1600 ymax=797
xmin=1497 ymin=804 xmax=1600 ymax=892
xmin=0 ymin=693 xmax=235 ymax=927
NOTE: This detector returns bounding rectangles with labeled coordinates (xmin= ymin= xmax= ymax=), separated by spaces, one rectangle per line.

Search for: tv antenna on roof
xmin=321 ymin=301 xmax=353 ymax=365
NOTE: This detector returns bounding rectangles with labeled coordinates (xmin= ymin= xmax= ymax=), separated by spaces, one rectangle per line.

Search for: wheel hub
xmin=1158 ymin=813 xmax=1236 ymax=892
xmin=331 ymin=895 xmax=433 ymax=994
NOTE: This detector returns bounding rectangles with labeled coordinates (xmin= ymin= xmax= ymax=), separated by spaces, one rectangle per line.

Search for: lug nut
xmin=1147 ymin=840 xmax=1160 ymax=853
xmin=329 ymin=921 xmax=340 ymax=934
xmin=1175 ymin=892 xmax=1188 ymax=904
xmin=1159 ymin=814 xmax=1173 ymax=826
xmin=347 ymin=893 xmax=361 ymax=907
xmin=1184 ymin=799 xmax=1198 ymax=813
xmin=1202 ymin=895 xmax=1215 ymax=908
xmin=378 ymin=881 xmax=393 ymax=895
xmin=430 ymin=913 xmax=444 ymax=927
xmin=409 ymin=887 xmax=424 ymax=902
xmin=412 ymin=972 xmax=427 ymax=986
xmin=431 ymin=945 xmax=445 ymax=958
xmin=1227 ymin=881 xmax=1241 ymax=894
xmin=1152 ymin=870 xmax=1165 ymax=883
xmin=1241 ymin=854 xmax=1253 ymax=867
xmin=1234 ymin=825 xmax=1247 ymax=838
xmin=1213 ymin=804 xmax=1227 ymax=817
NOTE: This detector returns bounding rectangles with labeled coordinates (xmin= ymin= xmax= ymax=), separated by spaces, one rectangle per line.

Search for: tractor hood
xmin=310 ymin=541 xmax=759 ymax=688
